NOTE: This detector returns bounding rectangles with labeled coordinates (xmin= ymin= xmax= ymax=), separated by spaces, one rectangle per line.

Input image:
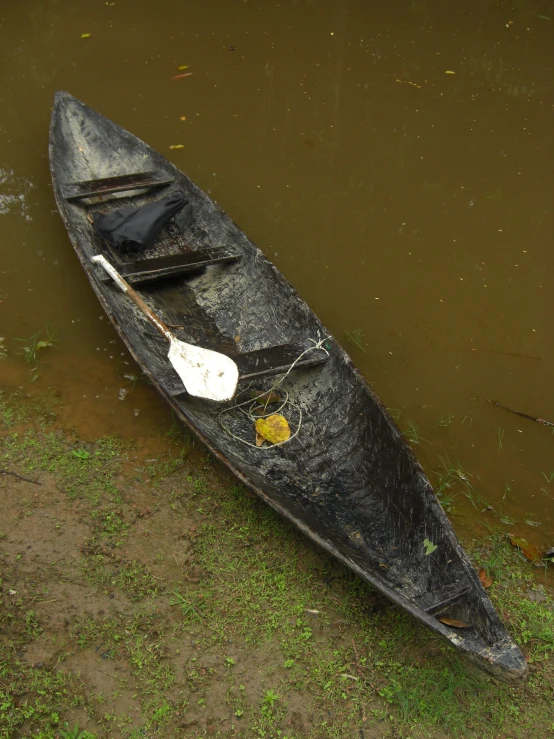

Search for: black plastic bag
xmin=93 ymin=191 xmax=189 ymax=253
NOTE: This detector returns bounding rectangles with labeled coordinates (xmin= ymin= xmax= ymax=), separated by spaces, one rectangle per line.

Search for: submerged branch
xmin=487 ymin=400 xmax=554 ymax=429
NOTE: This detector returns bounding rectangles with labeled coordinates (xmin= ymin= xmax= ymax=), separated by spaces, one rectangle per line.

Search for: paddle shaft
xmin=92 ymin=255 xmax=172 ymax=342
xmin=91 ymin=254 xmax=239 ymax=402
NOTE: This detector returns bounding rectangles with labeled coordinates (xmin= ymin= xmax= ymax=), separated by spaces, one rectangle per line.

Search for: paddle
xmin=91 ymin=255 xmax=239 ymax=402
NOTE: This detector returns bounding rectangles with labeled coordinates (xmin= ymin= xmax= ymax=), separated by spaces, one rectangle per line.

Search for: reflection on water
xmin=0 ymin=168 xmax=34 ymax=219
xmin=0 ymin=0 xmax=552 ymax=553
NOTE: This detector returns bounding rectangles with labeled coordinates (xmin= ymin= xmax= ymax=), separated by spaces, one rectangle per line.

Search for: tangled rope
xmin=218 ymin=335 xmax=330 ymax=449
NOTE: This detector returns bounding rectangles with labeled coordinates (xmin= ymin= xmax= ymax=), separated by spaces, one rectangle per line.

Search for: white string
xmin=218 ymin=336 xmax=330 ymax=449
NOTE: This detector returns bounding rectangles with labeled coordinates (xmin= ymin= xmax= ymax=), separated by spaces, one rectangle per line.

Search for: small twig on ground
xmin=487 ymin=400 xmax=554 ymax=428
xmin=351 ymin=638 xmax=367 ymax=722
xmin=351 ymin=638 xmax=365 ymax=678
xmin=95 ymin=668 xmax=127 ymax=684
xmin=0 ymin=469 xmax=41 ymax=485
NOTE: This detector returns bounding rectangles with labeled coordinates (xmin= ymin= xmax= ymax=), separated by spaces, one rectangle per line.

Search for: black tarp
xmin=93 ymin=191 xmax=189 ymax=253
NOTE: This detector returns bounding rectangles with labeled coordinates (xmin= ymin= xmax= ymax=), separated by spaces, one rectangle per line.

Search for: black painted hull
xmin=49 ymin=92 xmax=527 ymax=683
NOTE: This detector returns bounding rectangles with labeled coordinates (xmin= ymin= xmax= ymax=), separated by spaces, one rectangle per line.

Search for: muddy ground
xmin=0 ymin=388 xmax=553 ymax=739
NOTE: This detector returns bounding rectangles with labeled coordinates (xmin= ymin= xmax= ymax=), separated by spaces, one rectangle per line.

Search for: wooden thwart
xmin=63 ymin=171 xmax=173 ymax=201
xmin=96 ymin=248 xmax=241 ymax=285
xmin=416 ymin=582 xmax=472 ymax=615
xmin=234 ymin=343 xmax=328 ymax=381
xmin=159 ymin=343 xmax=328 ymax=397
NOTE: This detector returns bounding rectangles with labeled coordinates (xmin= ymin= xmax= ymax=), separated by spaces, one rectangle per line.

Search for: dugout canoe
xmin=49 ymin=91 xmax=527 ymax=683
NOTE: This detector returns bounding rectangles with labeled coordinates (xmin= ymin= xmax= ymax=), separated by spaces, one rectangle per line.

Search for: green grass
xmin=169 ymin=590 xmax=206 ymax=621
xmin=0 ymin=388 xmax=59 ymax=431
xmin=403 ymin=420 xmax=428 ymax=445
xmin=432 ymin=455 xmax=473 ymax=512
xmin=344 ymin=328 xmax=366 ymax=353
xmin=1 ymin=428 xmax=126 ymax=504
xmin=0 ymin=390 xmax=553 ymax=738
xmin=81 ymin=556 xmax=160 ymax=601
xmin=0 ymin=592 xmax=93 ymax=739
xmin=92 ymin=506 xmax=130 ymax=541
xmin=0 ymin=658 xmax=89 ymax=739
xmin=59 ymin=723 xmax=97 ymax=739
xmin=0 ymin=390 xmax=27 ymax=429
xmin=433 ymin=411 xmax=454 ymax=432
xmin=15 ymin=324 xmax=57 ymax=381
xmin=158 ymin=472 xmax=554 ymax=737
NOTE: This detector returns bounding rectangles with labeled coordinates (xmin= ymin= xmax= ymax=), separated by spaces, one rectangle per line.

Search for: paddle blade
xmin=168 ymin=338 xmax=238 ymax=402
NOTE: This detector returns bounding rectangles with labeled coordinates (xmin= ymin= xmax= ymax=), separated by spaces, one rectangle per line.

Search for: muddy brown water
xmin=1 ymin=0 xmax=553 ymax=551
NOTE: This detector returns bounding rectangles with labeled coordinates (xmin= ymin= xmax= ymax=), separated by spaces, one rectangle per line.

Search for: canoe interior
xmin=49 ymin=92 xmax=527 ymax=682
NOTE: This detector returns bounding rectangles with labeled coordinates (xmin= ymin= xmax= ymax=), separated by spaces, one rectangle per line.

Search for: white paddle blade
xmin=168 ymin=338 xmax=239 ymax=402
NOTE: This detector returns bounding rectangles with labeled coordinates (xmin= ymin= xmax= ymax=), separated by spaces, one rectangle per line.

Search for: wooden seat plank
xmin=96 ymin=248 xmax=240 ymax=286
xmin=63 ymin=171 xmax=173 ymax=201
xmin=235 ymin=343 xmax=327 ymax=381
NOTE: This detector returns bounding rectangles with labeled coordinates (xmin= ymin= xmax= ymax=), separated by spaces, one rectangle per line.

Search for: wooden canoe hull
xmin=49 ymin=92 xmax=527 ymax=683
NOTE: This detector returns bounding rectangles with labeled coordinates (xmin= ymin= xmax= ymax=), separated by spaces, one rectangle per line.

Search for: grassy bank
xmin=0 ymin=389 xmax=553 ymax=739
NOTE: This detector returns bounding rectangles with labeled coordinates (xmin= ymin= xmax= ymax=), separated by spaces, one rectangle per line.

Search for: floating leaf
xmin=177 ymin=65 xmax=190 ymax=71
xmin=423 ymin=538 xmax=438 ymax=556
xmin=169 ymin=144 xmax=184 ymax=150
xmin=395 ymin=79 xmax=422 ymax=89
xmin=80 ymin=33 xmax=91 ymax=39
xmin=444 ymin=70 xmax=456 ymax=75
xmin=255 ymin=414 xmax=290 ymax=445
xmin=509 ymin=534 xmax=541 ymax=562
xmin=439 ymin=617 xmax=469 ymax=628
xmin=171 ymin=72 xmax=193 ymax=80
xmin=479 ymin=569 xmax=493 ymax=588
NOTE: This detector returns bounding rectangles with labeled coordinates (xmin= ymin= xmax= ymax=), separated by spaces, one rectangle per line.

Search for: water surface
xmin=1 ymin=0 xmax=553 ymax=550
